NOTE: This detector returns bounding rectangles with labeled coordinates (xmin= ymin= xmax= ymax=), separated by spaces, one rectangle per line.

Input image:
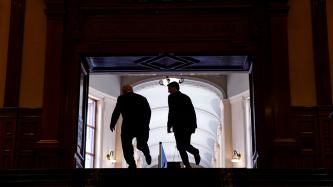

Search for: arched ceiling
xmin=134 ymin=78 xmax=223 ymax=168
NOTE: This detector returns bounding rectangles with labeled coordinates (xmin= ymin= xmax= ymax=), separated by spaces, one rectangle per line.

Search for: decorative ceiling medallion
xmin=85 ymin=54 xmax=251 ymax=72
xmin=134 ymin=53 xmax=198 ymax=70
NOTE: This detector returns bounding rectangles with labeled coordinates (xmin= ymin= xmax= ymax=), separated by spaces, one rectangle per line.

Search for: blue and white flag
xmin=159 ymin=142 xmax=168 ymax=168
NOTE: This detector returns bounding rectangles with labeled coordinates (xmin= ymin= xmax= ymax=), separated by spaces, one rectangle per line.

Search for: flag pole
xmin=158 ymin=142 xmax=162 ymax=168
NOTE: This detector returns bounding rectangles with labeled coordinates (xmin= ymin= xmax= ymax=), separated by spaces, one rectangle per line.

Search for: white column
xmin=222 ymin=99 xmax=233 ymax=168
xmin=242 ymin=95 xmax=253 ymax=168
xmin=229 ymin=90 xmax=250 ymax=168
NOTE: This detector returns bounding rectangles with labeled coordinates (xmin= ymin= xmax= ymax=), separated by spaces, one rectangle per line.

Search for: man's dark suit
xmin=168 ymin=91 xmax=197 ymax=132
xmin=110 ymin=92 xmax=151 ymax=167
xmin=167 ymin=90 xmax=199 ymax=167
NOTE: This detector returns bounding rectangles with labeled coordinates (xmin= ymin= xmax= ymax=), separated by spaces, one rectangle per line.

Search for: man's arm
xmin=110 ymin=98 xmax=121 ymax=132
xmin=187 ymin=96 xmax=197 ymax=131
xmin=167 ymin=95 xmax=174 ymax=133
xmin=143 ymin=98 xmax=151 ymax=128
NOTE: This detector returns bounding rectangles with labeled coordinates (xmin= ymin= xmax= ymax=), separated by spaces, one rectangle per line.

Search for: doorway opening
xmin=79 ymin=54 xmax=255 ymax=168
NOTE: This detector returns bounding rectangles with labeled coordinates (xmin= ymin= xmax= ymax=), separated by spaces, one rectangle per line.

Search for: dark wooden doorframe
xmin=81 ymin=55 xmax=257 ymax=168
xmin=41 ymin=1 xmax=291 ymax=169
xmin=74 ymin=62 xmax=90 ymax=168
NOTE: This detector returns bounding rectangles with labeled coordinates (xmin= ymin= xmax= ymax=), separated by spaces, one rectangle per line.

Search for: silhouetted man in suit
xmin=110 ymin=85 xmax=152 ymax=168
xmin=167 ymin=82 xmax=200 ymax=168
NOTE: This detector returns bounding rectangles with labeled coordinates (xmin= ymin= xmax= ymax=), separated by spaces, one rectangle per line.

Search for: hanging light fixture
xmin=106 ymin=150 xmax=117 ymax=163
xmin=231 ymin=150 xmax=241 ymax=163
xmin=159 ymin=75 xmax=184 ymax=86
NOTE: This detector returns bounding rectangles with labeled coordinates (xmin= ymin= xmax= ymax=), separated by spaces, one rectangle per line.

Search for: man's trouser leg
xmin=121 ymin=134 xmax=136 ymax=167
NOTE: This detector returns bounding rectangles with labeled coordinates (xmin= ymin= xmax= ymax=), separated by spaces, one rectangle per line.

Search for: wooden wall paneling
xmin=269 ymin=2 xmax=291 ymax=139
xmin=285 ymin=106 xmax=333 ymax=169
xmin=0 ymin=108 xmax=17 ymax=168
xmin=289 ymin=106 xmax=318 ymax=168
xmin=248 ymin=3 xmax=274 ymax=168
xmin=62 ymin=0 xmax=88 ymax=168
xmin=297 ymin=118 xmax=318 ymax=169
xmin=267 ymin=1 xmax=300 ymax=168
xmin=4 ymin=0 xmax=26 ymax=107
xmin=0 ymin=108 xmax=43 ymax=169
xmin=1 ymin=0 xmax=332 ymax=170
xmin=81 ymin=12 xmax=250 ymax=43
xmin=34 ymin=140 xmax=61 ymax=169
xmin=272 ymin=138 xmax=298 ymax=169
xmin=318 ymin=106 xmax=333 ymax=168
xmin=15 ymin=108 xmax=41 ymax=168
xmin=79 ymin=5 xmax=253 ymax=54
xmin=311 ymin=0 xmax=332 ymax=105
xmin=37 ymin=0 xmax=65 ymax=168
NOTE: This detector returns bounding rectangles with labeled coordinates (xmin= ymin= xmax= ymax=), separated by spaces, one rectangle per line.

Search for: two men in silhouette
xmin=110 ymin=85 xmax=152 ymax=168
xmin=110 ymin=82 xmax=200 ymax=168
xmin=167 ymin=82 xmax=201 ymax=168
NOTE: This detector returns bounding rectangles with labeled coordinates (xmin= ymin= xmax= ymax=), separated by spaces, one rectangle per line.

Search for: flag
xmin=158 ymin=142 xmax=168 ymax=168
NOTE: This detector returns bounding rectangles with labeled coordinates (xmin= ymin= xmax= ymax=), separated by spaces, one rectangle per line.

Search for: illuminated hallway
xmin=87 ymin=74 xmax=253 ymax=168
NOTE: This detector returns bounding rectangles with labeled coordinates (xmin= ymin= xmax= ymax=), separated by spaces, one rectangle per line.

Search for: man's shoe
xmin=184 ymin=164 xmax=192 ymax=168
xmin=145 ymin=154 xmax=152 ymax=165
xmin=194 ymin=153 xmax=201 ymax=165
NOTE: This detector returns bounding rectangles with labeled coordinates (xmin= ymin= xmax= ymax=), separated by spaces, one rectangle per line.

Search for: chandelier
xmin=159 ymin=76 xmax=184 ymax=86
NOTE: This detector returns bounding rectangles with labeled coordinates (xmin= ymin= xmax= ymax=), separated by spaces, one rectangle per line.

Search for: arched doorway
xmin=86 ymin=73 xmax=253 ymax=168
xmin=134 ymin=78 xmax=224 ymax=168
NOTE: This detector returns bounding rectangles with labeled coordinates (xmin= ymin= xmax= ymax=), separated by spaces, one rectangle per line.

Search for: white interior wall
xmin=88 ymin=74 xmax=252 ymax=168
xmin=222 ymin=99 xmax=233 ymax=168
xmin=228 ymin=90 xmax=251 ymax=168
xmin=89 ymin=87 xmax=120 ymax=168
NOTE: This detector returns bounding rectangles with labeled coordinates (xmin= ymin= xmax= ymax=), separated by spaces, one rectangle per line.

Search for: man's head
xmin=167 ymin=82 xmax=179 ymax=94
xmin=121 ymin=85 xmax=133 ymax=94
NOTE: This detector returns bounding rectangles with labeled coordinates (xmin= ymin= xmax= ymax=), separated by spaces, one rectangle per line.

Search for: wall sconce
xmin=231 ymin=150 xmax=241 ymax=163
xmin=106 ymin=150 xmax=116 ymax=163
xmin=159 ymin=76 xmax=184 ymax=86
